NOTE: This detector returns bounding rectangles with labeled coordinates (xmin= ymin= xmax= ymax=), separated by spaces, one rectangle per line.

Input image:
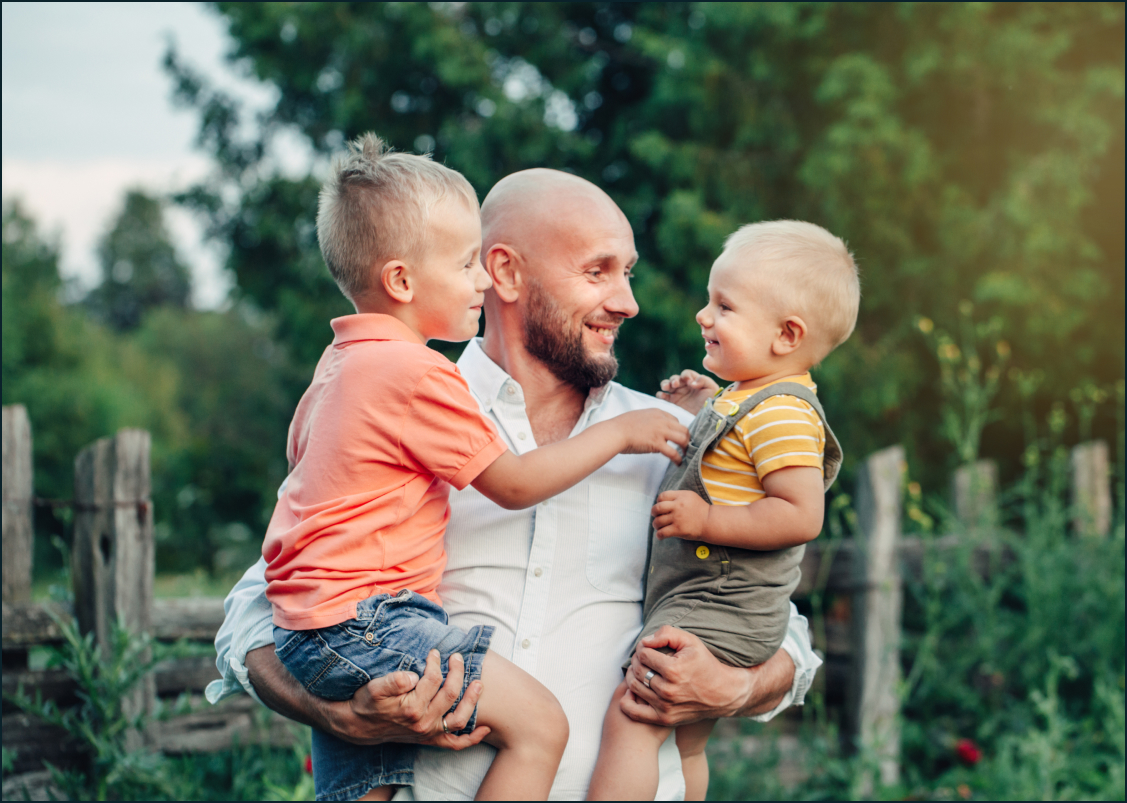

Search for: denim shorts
xmin=274 ymin=590 xmax=493 ymax=802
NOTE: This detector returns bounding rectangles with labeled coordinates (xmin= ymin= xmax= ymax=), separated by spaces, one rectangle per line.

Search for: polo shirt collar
xmin=330 ymin=314 xmax=424 ymax=346
xmin=457 ymin=338 xmax=613 ymax=413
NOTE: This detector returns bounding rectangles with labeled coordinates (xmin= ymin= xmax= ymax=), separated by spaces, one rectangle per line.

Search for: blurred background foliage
xmin=3 ymin=3 xmax=1121 ymax=576
xmin=2 ymin=3 xmax=1124 ymax=799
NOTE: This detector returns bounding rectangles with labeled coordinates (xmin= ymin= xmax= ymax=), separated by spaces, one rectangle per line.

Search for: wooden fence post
xmin=3 ymin=405 xmax=34 ymax=670
xmin=848 ymin=445 xmax=905 ymax=790
xmin=72 ymin=429 xmax=155 ymax=737
xmin=1071 ymin=441 xmax=1111 ymax=537
xmin=952 ymin=459 xmax=998 ymax=529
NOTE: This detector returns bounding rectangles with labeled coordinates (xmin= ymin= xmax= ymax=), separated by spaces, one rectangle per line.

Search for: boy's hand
xmin=616 ymin=410 xmax=691 ymax=465
xmin=657 ymin=370 xmax=719 ymax=415
xmin=652 ymin=490 xmax=710 ymax=540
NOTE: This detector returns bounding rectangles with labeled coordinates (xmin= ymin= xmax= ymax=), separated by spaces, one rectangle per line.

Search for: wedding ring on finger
xmin=643 ymin=669 xmax=656 ymax=688
xmin=442 ymin=716 xmax=450 ymax=735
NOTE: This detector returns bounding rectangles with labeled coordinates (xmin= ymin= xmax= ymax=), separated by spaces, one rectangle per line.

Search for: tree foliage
xmin=168 ymin=2 xmax=1124 ymax=483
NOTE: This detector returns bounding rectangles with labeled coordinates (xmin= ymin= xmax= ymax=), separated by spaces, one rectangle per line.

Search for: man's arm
xmin=208 ymin=557 xmax=489 ymax=749
xmin=245 ymin=645 xmax=489 ymax=749
xmin=619 ymin=603 xmax=822 ymax=726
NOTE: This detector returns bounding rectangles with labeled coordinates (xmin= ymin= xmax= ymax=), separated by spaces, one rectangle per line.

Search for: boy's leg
xmin=358 ymin=786 xmax=396 ymax=801
xmin=586 ymin=680 xmax=673 ymax=801
xmin=675 ymin=719 xmax=717 ymax=801
xmin=472 ymin=650 xmax=569 ymax=801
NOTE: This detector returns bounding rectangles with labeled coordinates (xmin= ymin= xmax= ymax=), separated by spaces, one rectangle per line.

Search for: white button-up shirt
xmin=207 ymin=339 xmax=822 ymax=800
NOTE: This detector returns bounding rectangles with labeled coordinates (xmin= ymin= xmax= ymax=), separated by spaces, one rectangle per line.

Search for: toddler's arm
xmin=472 ymin=409 xmax=690 ymax=510
xmin=651 ymin=465 xmax=824 ymax=550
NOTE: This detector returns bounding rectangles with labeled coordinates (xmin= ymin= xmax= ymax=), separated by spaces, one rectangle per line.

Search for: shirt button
xmin=506 ymin=386 xmax=515 ymax=395
xmin=518 ymin=432 xmax=527 ymax=440
xmin=521 ymin=639 xmax=531 ymax=649
xmin=534 ymin=567 xmax=543 ymax=577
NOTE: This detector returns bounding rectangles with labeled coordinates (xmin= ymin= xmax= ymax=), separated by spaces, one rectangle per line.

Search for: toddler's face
xmin=695 ymin=252 xmax=779 ymax=382
xmin=411 ymin=196 xmax=492 ymax=342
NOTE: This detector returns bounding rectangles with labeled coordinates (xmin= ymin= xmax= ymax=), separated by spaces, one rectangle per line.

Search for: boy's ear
xmin=379 ymin=260 xmax=413 ymax=303
xmin=773 ymin=315 xmax=808 ymax=356
xmin=484 ymin=244 xmax=522 ymax=304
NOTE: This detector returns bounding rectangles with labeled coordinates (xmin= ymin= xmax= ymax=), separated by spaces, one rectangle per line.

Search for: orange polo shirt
xmin=263 ymin=314 xmax=508 ymax=630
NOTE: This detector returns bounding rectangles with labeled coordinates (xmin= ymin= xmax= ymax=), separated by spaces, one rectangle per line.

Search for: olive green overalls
xmin=632 ymin=382 xmax=843 ymax=667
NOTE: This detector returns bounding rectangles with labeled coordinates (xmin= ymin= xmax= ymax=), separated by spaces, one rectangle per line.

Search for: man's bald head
xmin=481 ymin=168 xmax=629 ymax=263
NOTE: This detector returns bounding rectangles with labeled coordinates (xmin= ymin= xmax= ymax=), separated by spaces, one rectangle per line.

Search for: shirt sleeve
xmin=741 ymin=396 xmax=825 ymax=480
xmin=205 ymin=556 xmax=275 ymax=706
xmin=748 ymin=601 xmax=823 ymax=722
xmin=400 ymin=364 xmax=508 ymax=490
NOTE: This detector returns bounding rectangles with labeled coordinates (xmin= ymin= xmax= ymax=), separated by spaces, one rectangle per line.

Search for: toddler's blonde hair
xmin=722 ymin=220 xmax=860 ymax=357
xmin=317 ymin=133 xmax=479 ymax=303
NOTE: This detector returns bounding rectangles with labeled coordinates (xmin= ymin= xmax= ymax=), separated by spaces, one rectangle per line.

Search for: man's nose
xmin=605 ymin=273 xmax=640 ymax=319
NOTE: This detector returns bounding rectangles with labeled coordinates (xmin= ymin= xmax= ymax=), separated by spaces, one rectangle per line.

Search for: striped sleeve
xmin=737 ymin=395 xmax=825 ymax=480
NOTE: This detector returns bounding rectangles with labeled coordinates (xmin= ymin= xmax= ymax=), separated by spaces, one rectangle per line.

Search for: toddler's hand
xmin=652 ymin=490 xmax=710 ymax=540
xmin=615 ymin=410 xmax=691 ymax=465
xmin=657 ymin=370 xmax=719 ymax=415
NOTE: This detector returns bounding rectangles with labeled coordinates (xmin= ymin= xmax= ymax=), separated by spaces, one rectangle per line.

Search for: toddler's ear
xmin=380 ymin=260 xmax=413 ymax=303
xmin=773 ymin=315 xmax=808 ymax=356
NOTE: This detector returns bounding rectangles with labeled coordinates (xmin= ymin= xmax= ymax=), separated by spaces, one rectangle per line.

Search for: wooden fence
xmin=1 ymin=403 xmax=1114 ymax=796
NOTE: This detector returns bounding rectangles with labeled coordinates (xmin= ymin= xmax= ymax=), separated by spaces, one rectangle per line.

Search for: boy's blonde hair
xmin=722 ymin=220 xmax=860 ymax=357
xmin=317 ymin=133 xmax=479 ymax=303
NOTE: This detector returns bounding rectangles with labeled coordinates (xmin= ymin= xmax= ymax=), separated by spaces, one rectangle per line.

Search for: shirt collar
xmin=457 ymin=338 xmax=614 ymax=414
xmin=330 ymin=314 xmax=425 ymax=346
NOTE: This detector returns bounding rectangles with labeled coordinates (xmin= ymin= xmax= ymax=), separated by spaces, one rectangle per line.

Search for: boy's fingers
xmin=660 ymin=443 xmax=682 ymax=465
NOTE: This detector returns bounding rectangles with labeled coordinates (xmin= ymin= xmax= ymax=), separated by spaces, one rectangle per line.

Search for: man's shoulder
xmin=604 ymin=382 xmax=696 ymax=425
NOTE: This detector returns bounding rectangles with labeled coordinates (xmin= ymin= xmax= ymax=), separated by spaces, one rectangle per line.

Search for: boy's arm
xmin=471 ymin=409 xmax=689 ymax=510
xmin=650 ymin=466 xmax=824 ymax=550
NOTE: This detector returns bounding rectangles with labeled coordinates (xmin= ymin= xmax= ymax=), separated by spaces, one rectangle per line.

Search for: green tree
xmin=86 ymin=190 xmax=192 ymax=331
xmin=167 ymin=2 xmax=1124 ymax=484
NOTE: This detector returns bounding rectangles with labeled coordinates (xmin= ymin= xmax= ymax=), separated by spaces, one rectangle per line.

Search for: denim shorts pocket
xmin=279 ymin=631 xmax=372 ymax=702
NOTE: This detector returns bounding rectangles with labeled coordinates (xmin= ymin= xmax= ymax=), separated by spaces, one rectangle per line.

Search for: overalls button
xmin=695 ymin=545 xmax=710 ymax=559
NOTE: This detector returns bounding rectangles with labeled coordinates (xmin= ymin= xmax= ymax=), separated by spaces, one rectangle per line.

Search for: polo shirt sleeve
xmin=401 ymin=362 xmax=509 ymax=490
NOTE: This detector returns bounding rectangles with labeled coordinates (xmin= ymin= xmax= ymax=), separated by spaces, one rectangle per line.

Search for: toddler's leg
xmin=586 ymin=680 xmax=672 ymax=800
xmin=473 ymin=650 xmax=569 ymax=801
xmin=358 ymin=786 xmax=396 ymax=801
xmin=675 ymin=719 xmax=716 ymax=801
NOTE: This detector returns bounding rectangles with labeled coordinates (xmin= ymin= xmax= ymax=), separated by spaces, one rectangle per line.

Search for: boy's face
xmin=411 ymin=196 xmax=491 ymax=342
xmin=695 ymin=250 xmax=780 ymax=382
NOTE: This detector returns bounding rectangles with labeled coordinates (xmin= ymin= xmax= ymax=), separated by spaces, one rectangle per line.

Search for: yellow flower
xmin=908 ymin=481 xmax=922 ymax=498
xmin=996 ymin=340 xmax=1011 ymax=358
xmin=917 ymin=316 xmax=934 ymax=334
xmin=939 ymin=343 xmax=961 ymax=362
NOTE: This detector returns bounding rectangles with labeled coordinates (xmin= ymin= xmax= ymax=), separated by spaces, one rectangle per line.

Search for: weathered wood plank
xmin=72 ymin=430 xmax=156 ymax=746
xmin=848 ymin=446 xmax=905 ymax=789
xmin=149 ymin=695 xmax=299 ymax=754
xmin=0 ymin=712 xmax=84 ymax=774
xmin=4 ymin=598 xmax=225 ymax=648
xmin=1072 ymin=441 xmax=1111 ymax=536
xmin=3 ymin=405 xmax=34 ymax=610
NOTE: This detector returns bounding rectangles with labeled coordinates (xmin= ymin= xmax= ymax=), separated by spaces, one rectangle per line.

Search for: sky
xmin=2 ymin=3 xmax=297 ymax=308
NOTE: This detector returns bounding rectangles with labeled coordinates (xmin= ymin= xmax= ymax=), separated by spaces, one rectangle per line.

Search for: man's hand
xmin=619 ymin=626 xmax=795 ymax=727
xmin=246 ymin=645 xmax=489 ymax=749
xmin=651 ymin=490 xmax=710 ymax=540
xmin=656 ymin=370 xmax=719 ymax=415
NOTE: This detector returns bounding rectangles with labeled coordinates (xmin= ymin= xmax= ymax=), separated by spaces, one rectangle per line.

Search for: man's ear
xmin=484 ymin=244 xmax=522 ymax=303
xmin=773 ymin=315 xmax=808 ymax=356
xmin=379 ymin=260 xmax=413 ymax=303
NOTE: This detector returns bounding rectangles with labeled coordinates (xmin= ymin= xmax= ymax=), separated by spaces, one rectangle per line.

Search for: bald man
xmin=208 ymin=169 xmax=822 ymax=800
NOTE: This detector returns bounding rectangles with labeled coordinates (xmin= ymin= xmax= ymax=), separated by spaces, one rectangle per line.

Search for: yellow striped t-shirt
xmin=700 ymin=373 xmax=825 ymax=506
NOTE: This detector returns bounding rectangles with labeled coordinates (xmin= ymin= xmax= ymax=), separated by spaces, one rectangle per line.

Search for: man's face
xmin=519 ymin=211 xmax=639 ymax=390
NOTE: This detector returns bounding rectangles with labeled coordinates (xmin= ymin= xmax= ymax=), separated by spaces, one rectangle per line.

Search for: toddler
xmin=263 ymin=134 xmax=689 ymax=802
xmin=587 ymin=220 xmax=859 ymax=800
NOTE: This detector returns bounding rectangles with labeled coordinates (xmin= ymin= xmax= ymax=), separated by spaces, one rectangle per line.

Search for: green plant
xmin=5 ymin=613 xmax=172 ymax=801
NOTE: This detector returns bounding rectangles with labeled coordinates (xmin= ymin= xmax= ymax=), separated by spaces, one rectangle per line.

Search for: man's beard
xmin=523 ymin=279 xmax=620 ymax=391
